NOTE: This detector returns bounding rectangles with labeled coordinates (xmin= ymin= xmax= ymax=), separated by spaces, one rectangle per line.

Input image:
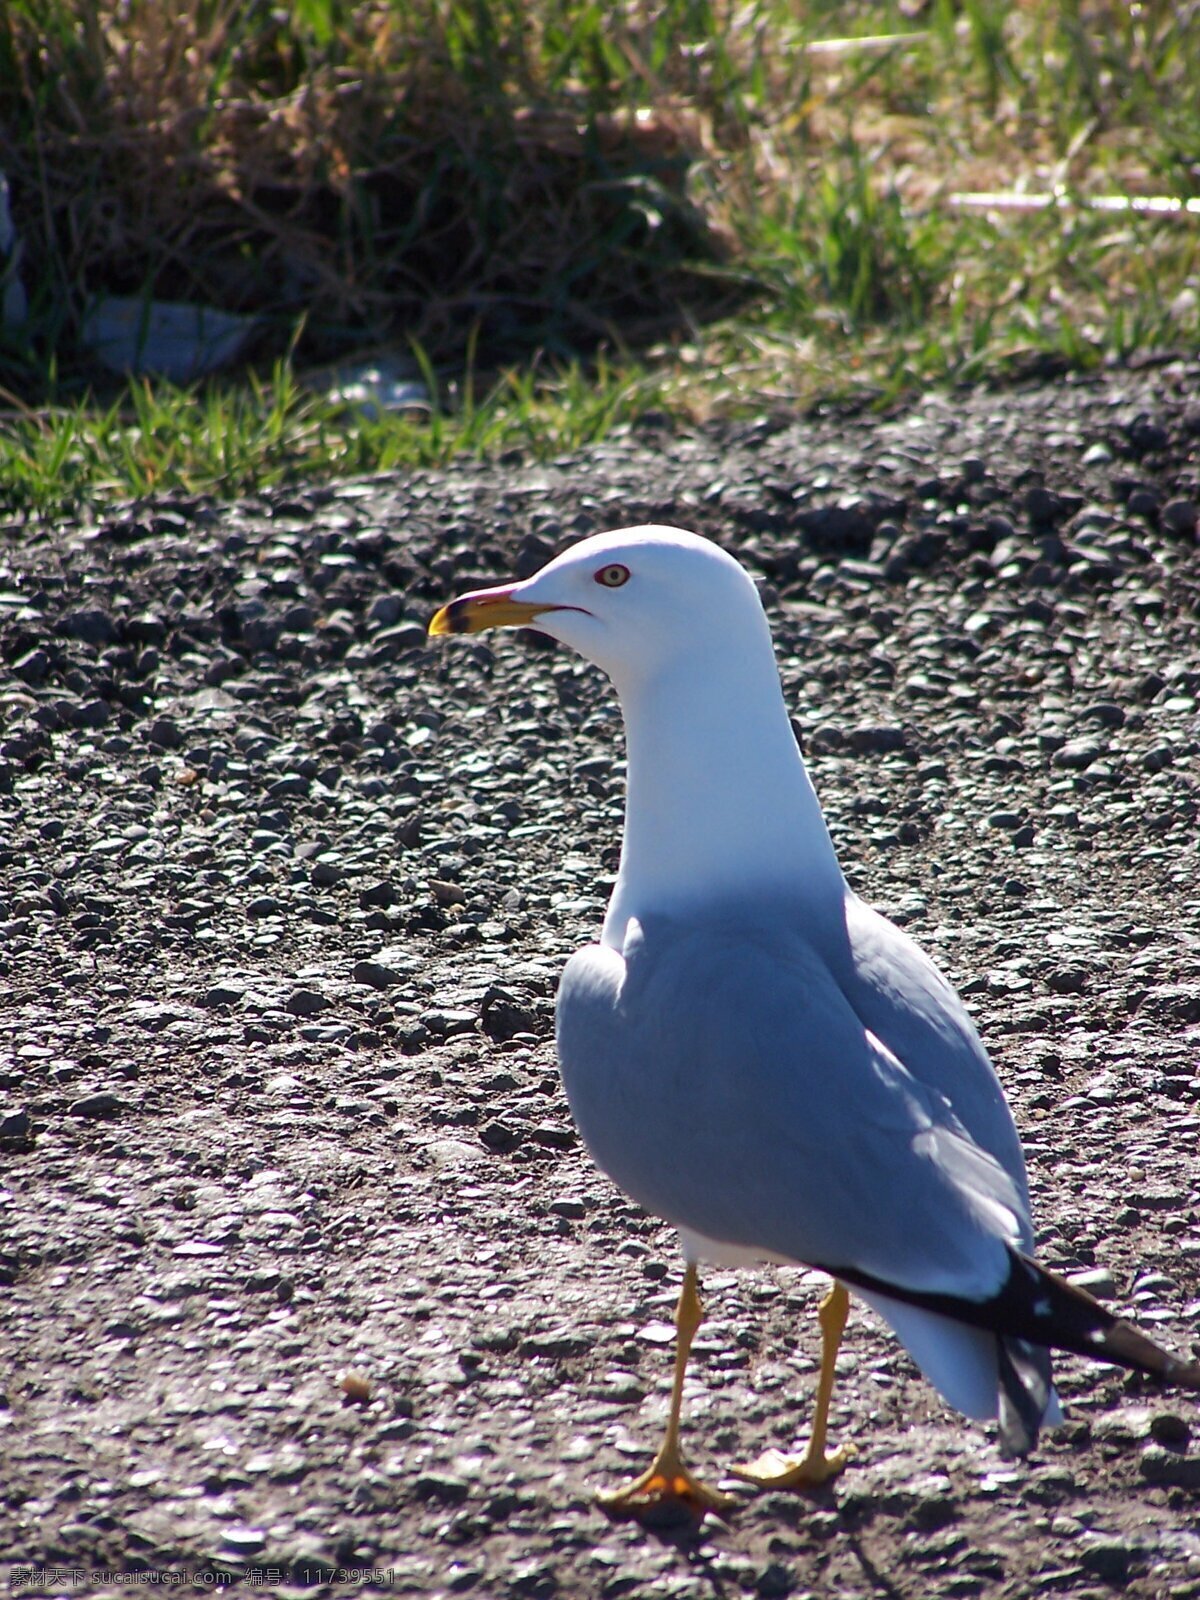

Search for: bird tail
xmin=987 ymin=1251 xmax=1200 ymax=1386
xmin=830 ymin=1248 xmax=1200 ymax=1456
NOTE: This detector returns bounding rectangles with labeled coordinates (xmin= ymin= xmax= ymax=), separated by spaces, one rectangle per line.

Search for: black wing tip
xmin=829 ymin=1249 xmax=1200 ymax=1388
xmin=996 ymin=1335 xmax=1051 ymax=1457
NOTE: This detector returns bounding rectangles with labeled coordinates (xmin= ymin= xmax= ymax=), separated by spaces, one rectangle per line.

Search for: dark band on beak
xmin=428 ymin=588 xmax=569 ymax=638
xmin=428 ymin=595 xmax=477 ymax=636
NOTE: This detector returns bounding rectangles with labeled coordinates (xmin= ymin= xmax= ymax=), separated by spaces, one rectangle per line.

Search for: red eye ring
xmin=594 ymin=563 xmax=630 ymax=588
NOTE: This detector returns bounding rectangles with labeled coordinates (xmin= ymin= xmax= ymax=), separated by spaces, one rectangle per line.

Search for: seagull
xmin=428 ymin=524 xmax=1200 ymax=1520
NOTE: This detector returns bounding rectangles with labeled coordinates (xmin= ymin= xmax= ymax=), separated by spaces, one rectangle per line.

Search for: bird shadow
xmin=616 ymin=1503 xmax=907 ymax=1600
xmin=846 ymin=1534 xmax=907 ymax=1600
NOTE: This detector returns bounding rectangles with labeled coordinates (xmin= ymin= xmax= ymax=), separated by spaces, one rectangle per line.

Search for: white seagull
xmin=429 ymin=524 xmax=1199 ymax=1520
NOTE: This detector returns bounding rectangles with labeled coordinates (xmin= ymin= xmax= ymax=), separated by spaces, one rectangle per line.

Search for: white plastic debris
xmin=80 ymin=295 xmax=259 ymax=381
xmin=312 ymin=353 xmax=432 ymax=419
xmin=951 ymin=190 xmax=1200 ymax=219
xmin=0 ymin=169 xmax=27 ymax=329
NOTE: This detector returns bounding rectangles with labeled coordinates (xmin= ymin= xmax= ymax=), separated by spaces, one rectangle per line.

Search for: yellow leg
xmin=732 ymin=1280 xmax=857 ymax=1489
xmin=598 ymin=1263 xmax=736 ymax=1519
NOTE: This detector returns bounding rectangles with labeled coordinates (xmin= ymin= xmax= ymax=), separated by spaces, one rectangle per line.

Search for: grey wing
xmin=842 ymin=893 xmax=1030 ymax=1208
xmin=556 ymin=917 xmax=1030 ymax=1304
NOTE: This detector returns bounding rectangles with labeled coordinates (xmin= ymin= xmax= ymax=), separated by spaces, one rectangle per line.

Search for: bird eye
xmin=595 ymin=563 xmax=630 ymax=588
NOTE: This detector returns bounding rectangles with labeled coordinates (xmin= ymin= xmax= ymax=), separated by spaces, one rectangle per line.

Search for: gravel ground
xmin=2 ymin=359 xmax=1200 ymax=1599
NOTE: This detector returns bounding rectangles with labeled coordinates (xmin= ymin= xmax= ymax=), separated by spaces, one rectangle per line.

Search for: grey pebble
xmin=1053 ymin=736 xmax=1105 ymax=770
xmin=519 ymin=1327 xmax=592 ymax=1358
xmin=367 ymin=594 xmax=405 ymax=627
xmin=1067 ymin=1267 xmax=1117 ymax=1299
xmin=373 ymin=621 xmax=428 ymax=653
xmin=1047 ymin=967 xmax=1089 ymax=995
xmin=423 ymin=1008 xmax=478 ymax=1036
xmin=1081 ymin=700 xmax=1125 ymax=728
xmin=0 ymin=1107 xmax=31 ymax=1139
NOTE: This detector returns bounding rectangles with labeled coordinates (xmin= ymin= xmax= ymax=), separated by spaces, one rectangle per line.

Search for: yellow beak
xmin=428 ymin=584 xmax=563 ymax=637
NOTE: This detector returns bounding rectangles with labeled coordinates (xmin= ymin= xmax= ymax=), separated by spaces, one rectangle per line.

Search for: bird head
xmin=428 ymin=524 xmax=770 ymax=689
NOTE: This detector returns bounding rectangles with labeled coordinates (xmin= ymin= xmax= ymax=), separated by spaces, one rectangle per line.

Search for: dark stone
xmin=1078 ymin=1539 xmax=1142 ymax=1583
xmin=351 ymin=960 xmax=403 ymax=990
xmin=72 ymin=700 xmax=112 ymax=730
xmin=756 ymin=1562 xmax=796 ymax=1598
xmin=14 ymin=648 xmax=50 ymax=684
xmin=1150 ymin=1412 xmax=1191 ymax=1446
xmin=481 ymin=986 xmax=539 ymax=1042
xmin=807 ymin=726 xmax=845 ymax=754
xmin=1081 ymin=701 xmax=1125 ymax=728
xmin=846 ymin=725 xmax=907 ymax=755
xmin=514 ymin=534 xmax=556 ymax=578
xmin=246 ymin=896 xmax=284 ymax=918
xmin=796 ymin=502 xmax=875 ymax=553
xmin=286 ymin=989 xmax=331 ymax=1017
xmin=480 ymin=1119 xmax=523 ymax=1153
xmin=202 ymin=985 xmax=245 ymax=1008
xmin=268 ymin=774 xmax=309 ymax=799
xmin=125 ymin=613 xmax=166 ymax=645
xmin=62 ymin=609 xmax=118 ymax=645
xmin=1160 ymin=498 xmax=1198 ymax=537
xmin=359 ymin=880 xmax=395 ymax=909
xmin=1048 ymin=967 xmax=1088 ymax=995
xmin=69 ymin=1091 xmax=123 ymax=1119
xmin=146 ymin=718 xmax=184 ymax=750
xmin=367 ymin=594 xmax=405 ymax=628
xmin=413 ymin=1472 xmax=470 ymax=1505
xmin=1124 ymin=414 xmax=1170 ymax=456
xmin=1137 ymin=671 xmax=1165 ymax=701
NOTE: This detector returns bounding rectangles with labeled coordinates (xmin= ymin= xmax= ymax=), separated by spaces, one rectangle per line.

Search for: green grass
xmin=1 ymin=0 xmax=1199 ymax=517
xmin=0 ymin=354 xmax=670 ymax=517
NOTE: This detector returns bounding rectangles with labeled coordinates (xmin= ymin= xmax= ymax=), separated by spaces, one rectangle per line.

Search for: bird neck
xmin=602 ymin=645 xmax=844 ymax=949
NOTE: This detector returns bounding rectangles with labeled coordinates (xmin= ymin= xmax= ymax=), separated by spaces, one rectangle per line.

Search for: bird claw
xmin=597 ymin=1453 xmax=737 ymax=1522
xmin=731 ymin=1441 xmax=856 ymax=1490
